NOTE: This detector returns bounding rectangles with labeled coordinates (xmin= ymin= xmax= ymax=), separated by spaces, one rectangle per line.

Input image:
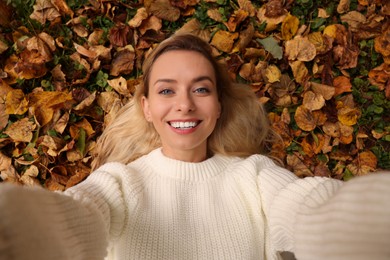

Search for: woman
xmin=0 ymin=34 xmax=389 ymax=260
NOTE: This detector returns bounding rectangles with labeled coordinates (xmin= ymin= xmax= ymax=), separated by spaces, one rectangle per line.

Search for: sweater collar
xmin=144 ymin=148 xmax=233 ymax=182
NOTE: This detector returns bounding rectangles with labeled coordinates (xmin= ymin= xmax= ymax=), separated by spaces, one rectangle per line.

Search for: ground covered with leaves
xmin=0 ymin=0 xmax=389 ymax=190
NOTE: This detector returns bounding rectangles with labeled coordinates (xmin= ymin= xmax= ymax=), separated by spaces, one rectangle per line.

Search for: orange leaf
xmin=347 ymin=151 xmax=378 ymax=176
xmin=225 ymin=9 xmax=248 ymax=32
xmin=333 ymin=75 xmax=352 ymax=96
xmin=374 ymin=28 xmax=390 ymax=57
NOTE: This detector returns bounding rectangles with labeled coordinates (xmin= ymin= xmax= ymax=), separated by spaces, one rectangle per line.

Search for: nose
xmin=175 ymin=92 xmax=195 ymax=112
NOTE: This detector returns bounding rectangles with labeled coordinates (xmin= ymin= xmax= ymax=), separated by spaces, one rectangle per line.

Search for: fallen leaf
xmin=289 ymin=60 xmax=309 ymax=84
xmin=238 ymin=0 xmax=256 ymax=16
xmin=295 ymin=105 xmax=327 ymax=131
xmin=303 ymin=90 xmax=325 ymax=111
xmin=310 ymin=82 xmax=335 ymax=100
xmin=285 ymin=36 xmax=317 ymax=61
xmin=211 ymin=30 xmax=239 ymax=53
xmin=148 ymin=0 xmax=181 ymax=22
xmin=337 ymin=0 xmax=350 ymax=14
xmin=110 ymin=46 xmax=136 ymax=76
xmin=225 ymin=9 xmax=248 ymax=32
xmin=281 ymin=14 xmax=299 ymax=40
xmin=4 ymin=118 xmax=36 ymax=143
xmin=333 ymin=75 xmax=352 ymax=96
xmin=340 ymin=11 xmax=366 ymax=32
xmin=257 ymin=36 xmax=283 ymax=60
xmin=338 ymin=106 xmax=361 ymax=126
xmin=5 ymin=89 xmax=29 ymax=115
xmin=265 ymin=65 xmax=281 ymax=83
xmin=347 ymin=151 xmax=377 ymax=176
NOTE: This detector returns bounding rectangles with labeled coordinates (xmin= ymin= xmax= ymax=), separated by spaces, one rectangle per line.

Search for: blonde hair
xmin=91 ymin=33 xmax=272 ymax=170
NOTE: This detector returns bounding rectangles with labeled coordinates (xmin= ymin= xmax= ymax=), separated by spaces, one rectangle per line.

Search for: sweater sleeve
xmin=265 ymin=171 xmax=390 ymax=260
xmin=0 ymin=162 xmax=128 ymax=260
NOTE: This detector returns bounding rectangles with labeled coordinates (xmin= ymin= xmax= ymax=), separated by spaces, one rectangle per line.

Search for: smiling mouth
xmin=168 ymin=121 xmax=200 ymax=129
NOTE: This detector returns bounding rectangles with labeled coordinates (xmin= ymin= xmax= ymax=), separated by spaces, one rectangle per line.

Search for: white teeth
xmin=170 ymin=121 xmax=198 ymax=129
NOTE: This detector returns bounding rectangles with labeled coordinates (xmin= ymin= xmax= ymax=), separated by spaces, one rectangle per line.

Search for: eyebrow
xmin=153 ymin=76 xmax=215 ymax=86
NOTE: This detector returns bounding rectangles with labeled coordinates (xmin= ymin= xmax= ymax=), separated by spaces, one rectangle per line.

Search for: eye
xmin=194 ymin=87 xmax=210 ymax=94
xmin=159 ymin=89 xmax=174 ymax=95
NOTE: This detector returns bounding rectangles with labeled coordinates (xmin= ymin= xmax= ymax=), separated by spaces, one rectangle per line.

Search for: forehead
xmin=149 ymin=50 xmax=216 ymax=81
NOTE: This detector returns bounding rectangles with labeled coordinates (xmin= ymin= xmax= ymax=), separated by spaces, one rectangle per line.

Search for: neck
xmin=161 ymin=148 xmax=207 ymax=162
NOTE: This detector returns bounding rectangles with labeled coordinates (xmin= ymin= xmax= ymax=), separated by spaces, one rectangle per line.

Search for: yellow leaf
xmin=265 ymin=65 xmax=281 ymax=83
xmin=337 ymin=107 xmax=361 ymax=126
xmin=281 ymin=14 xmax=299 ymax=40
xmin=5 ymin=89 xmax=29 ymax=115
xmin=323 ymin=24 xmax=338 ymax=39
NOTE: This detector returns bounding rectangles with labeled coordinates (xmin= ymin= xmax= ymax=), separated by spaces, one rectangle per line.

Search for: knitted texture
xmin=1 ymin=148 xmax=389 ymax=260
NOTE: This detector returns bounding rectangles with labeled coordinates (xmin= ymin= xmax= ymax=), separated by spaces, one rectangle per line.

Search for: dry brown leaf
xmin=109 ymin=24 xmax=132 ymax=47
xmin=337 ymin=0 xmax=350 ymax=14
xmin=107 ymin=77 xmax=131 ymax=97
xmin=70 ymin=118 xmax=95 ymax=138
xmin=310 ymin=82 xmax=335 ymax=100
xmin=303 ymin=90 xmax=325 ymax=111
xmin=211 ymin=30 xmax=239 ymax=53
xmin=225 ymin=9 xmax=248 ymax=32
xmin=110 ymin=46 xmax=136 ymax=76
xmin=318 ymin=8 xmax=330 ymax=18
xmin=51 ymin=64 xmax=66 ymax=91
xmin=74 ymin=42 xmax=98 ymax=59
xmin=0 ymin=152 xmax=19 ymax=183
xmin=333 ymin=75 xmax=352 ymax=96
xmin=238 ymin=0 xmax=256 ymax=16
xmin=175 ymin=19 xmax=211 ymax=42
xmin=5 ymin=89 xmax=29 ymax=115
xmin=0 ymin=103 xmax=8 ymax=130
xmin=128 ymin=8 xmax=149 ymax=28
xmin=88 ymin=29 xmax=105 ymax=45
xmin=30 ymin=0 xmax=61 ymax=24
xmin=281 ymin=14 xmax=299 ymax=40
xmin=97 ymin=91 xmax=121 ymax=113
xmin=73 ymin=91 xmax=96 ymax=111
xmin=256 ymin=6 xmax=286 ymax=32
xmin=368 ymin=63 xmax=390 ymax=89
xmin=287 ymin=153 xmax=314 ymax=177
xmin=295 ymin=105 xmax=327 ymax=131
xmin=289 ymin=60 xmax=309 ymax=84
xmin=340 ymin=11 xmax=366 ymax=32
xmin=374 ymin=29 xmax=390 ymax=57
xmin=20 ymin=165 xmax=40 ymax=186
xmin=285 ymin=36 xmax=316 ymax=61
xmin=0 ymin=39 xmax=8 ymax=55
xmin=148 ymin=0 xmax=181 ymax=22
xmin=4 ymin=118 xmax=36 ymax=143
xmin=51 ymin=0 xmax=74 ymax=17
xmin=347 ymin=151 xmax=377 ymax=176
xmin=207 ymin=9 xmax=224 ymax=22
xmin=139 ymin=16 xmax=162 ymax=35
xmin=302 ymin=133 xmax=326 ymax=157
xmin=53 ymin=112 xmax=69 ymax=134
xmin=323 ymin=121 xmax=341 ymax=138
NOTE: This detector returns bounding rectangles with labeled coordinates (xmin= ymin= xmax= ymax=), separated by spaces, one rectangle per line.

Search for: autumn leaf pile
xmin=0 ymin=0 xmax=389 ymax=190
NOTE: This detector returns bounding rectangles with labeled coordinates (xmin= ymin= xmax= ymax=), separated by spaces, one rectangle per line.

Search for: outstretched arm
xmin=0 ymin=162 xmax=129 ymax=260
xmin=268 ymin=172 xmax=390 ymax=260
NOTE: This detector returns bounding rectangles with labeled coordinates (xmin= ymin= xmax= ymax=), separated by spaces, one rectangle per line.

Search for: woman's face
xmin=141 ymin=50 xmax=221 ymax=162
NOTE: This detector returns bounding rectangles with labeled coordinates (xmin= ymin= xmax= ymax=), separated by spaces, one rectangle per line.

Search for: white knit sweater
xmin=0 ymin=148 xmax=389 ymax=260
